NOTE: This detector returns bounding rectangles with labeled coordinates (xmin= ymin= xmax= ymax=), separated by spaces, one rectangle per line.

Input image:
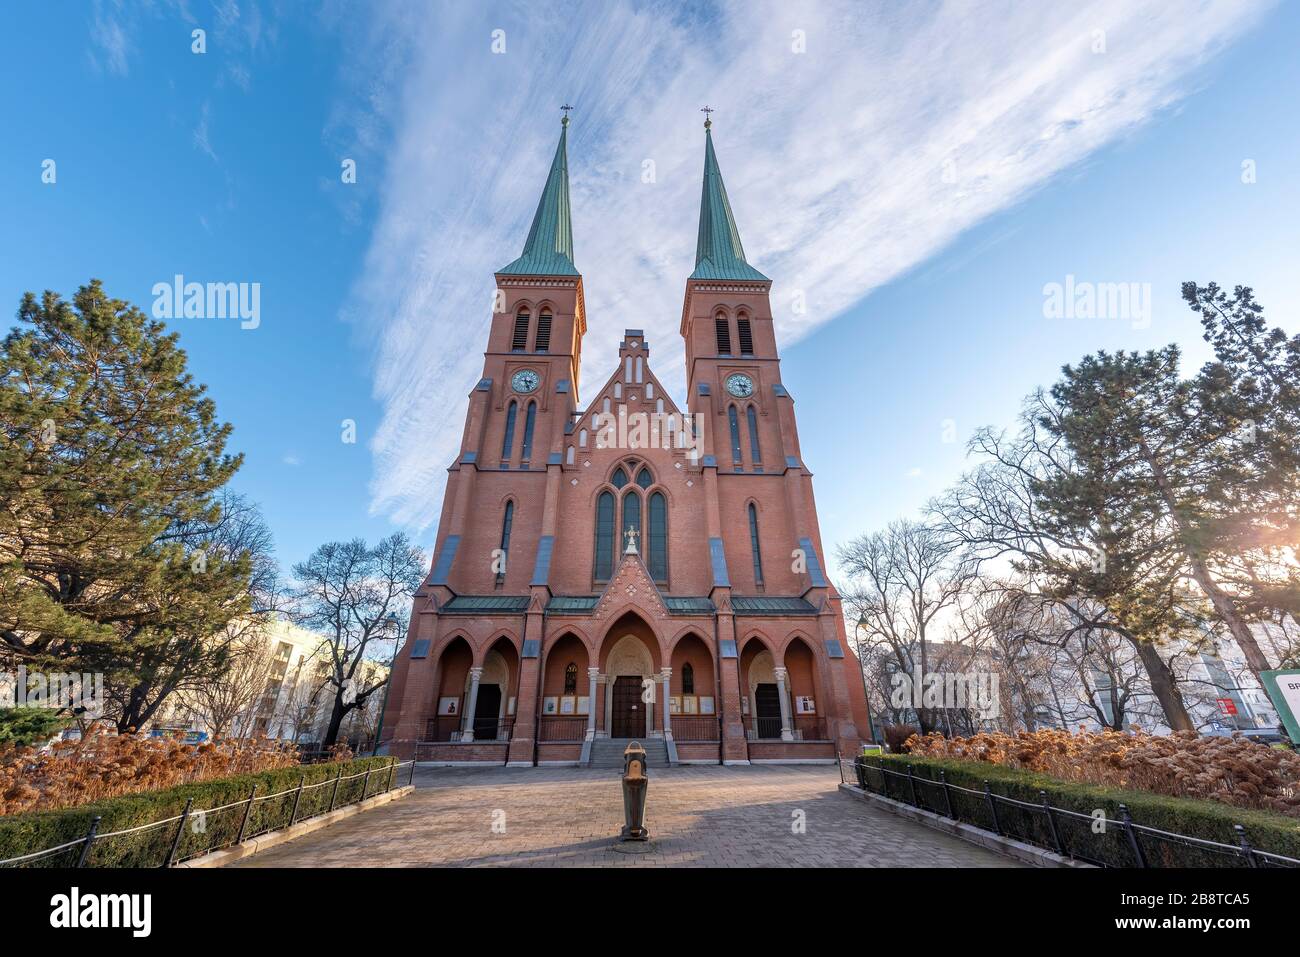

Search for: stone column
xmin=661 ymin=667 xmax=673 ymax=739
xmin=585 ymin=668 xmax=599 ymax=740
xmin=461 ymin=666 xmax=483 ymax=742
xmin=774 ymin=666 xmax=795 ymax=741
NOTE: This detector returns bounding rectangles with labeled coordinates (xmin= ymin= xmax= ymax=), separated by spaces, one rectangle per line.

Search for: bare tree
xmin=189 ymin=628 xmax=275 ymax=739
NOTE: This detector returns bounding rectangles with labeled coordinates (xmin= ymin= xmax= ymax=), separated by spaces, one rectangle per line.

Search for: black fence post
xmin=164 ymin=798 xmax=194 ymax=868
xmin=328 ymin=765 xmax=343 ymax=812
xmin=983 ymin=781 xmax=1002 ymax=836
xmin=386 ymin=757 xmax=398 ymax=792
xmin=940 ymin=770 xmax=954 ymax=819
xmin=289 ymin=774 xmax=306 ymax=826
xmin=362 ymin=766 xmax=373 ymax=802
xmin=906 ymin=764 xmax=920 ymax=807
xmin=409 ymin=756 xmax=417 ymax=787
xmin=1041 ymin=790 xmax=1064 ymax=856
xmin=1119 ymin=804 xmax=1147 ymax=868
xmin=1234 ymin=825 xmax=1259 ymax=868
xmin=76 ymin=816 xmax=101 ymax=868
xmin=237 ymin=785 xmax=258 ymax=844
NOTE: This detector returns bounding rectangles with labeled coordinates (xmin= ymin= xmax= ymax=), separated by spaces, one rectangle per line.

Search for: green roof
xmin=498 ymin=118 xmax=579 ymax=277
xmin=690 ymin=125 xmax=768 ymax=282
xmin=731 ymin=596 xmax=818 ymax=615
xmin=547 ymin=595 xmax=600 ymax=613
xmin=664 ymin=596 xmax=715 ymax=615
xmin=441 ymin=595 xmax=530 ymax=614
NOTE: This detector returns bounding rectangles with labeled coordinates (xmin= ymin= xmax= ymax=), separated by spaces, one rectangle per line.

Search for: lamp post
xmin=371 ymin=612 xmax=403 ymax=756
xmin=854 ymin=615 xmax=878 ymax=744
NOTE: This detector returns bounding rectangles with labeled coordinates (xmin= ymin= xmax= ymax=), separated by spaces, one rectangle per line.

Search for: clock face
xmin=511 ymin=369 xmax=540 ymax=394
xmin=725 ymin=373 xmax=755 ymax=398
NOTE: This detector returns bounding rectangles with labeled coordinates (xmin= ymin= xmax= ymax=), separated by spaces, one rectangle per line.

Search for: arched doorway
xmin=429 ymin=636 xmax=472 ymax=741
xmin=741 ymin=638 xmax=782 ymax=740
xmin=469 ymin=638 xmax=519 ymax=741
xmin=783 ymin=637 xmax=825 ymax=741
xmin=598 ymin=612 xmax=660 ymax=739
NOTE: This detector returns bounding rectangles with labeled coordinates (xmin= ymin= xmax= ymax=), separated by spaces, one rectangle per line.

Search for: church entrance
xmin=611 ymin=676 xmax=644 ymax=738
xmin=473 ymin=685 xmax=502 ymax=741
xmin=754 ymin=683 xmax=782 ymax=739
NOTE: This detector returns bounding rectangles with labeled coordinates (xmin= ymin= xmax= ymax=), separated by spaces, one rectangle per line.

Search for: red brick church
xmin=382 ymin=113 xmax=871 ymax=766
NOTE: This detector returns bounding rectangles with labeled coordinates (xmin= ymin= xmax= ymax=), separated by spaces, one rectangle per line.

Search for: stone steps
xmin=588 ymin=738 xmax=670 ymax=769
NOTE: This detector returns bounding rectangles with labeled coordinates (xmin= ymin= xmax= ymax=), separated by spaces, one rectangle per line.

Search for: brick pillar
xmin=507 ymin=607 xmax=544 ymax=766
xmin=715 ymin=605 xmax=749 ymax=763
xmin=819 ymin=610 xmax=863 ymax=755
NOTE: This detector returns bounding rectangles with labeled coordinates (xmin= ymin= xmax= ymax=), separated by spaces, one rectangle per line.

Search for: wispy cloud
xmin=333 ymin=0 xmax=1271 ymax=534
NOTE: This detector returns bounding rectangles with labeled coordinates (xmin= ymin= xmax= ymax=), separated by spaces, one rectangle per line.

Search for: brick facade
xmin=382 ymin=117 xmax=869 ymax=766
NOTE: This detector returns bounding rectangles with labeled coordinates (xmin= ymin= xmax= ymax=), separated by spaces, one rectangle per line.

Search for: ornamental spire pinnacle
xmin=498 ymin=109 xmax=578 ymax=277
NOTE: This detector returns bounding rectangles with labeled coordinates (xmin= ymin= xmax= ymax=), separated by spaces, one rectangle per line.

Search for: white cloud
xmin=334 ymin=0 xmax=1272 ymax=534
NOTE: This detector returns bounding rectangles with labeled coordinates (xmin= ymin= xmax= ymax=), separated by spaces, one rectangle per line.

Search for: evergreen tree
xmin=0 ymin=281 xmax=252 ymax=729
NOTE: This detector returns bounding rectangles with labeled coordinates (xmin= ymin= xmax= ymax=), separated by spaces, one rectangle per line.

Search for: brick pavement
xmin=231 ymin=764 xmax=1020 ymax=867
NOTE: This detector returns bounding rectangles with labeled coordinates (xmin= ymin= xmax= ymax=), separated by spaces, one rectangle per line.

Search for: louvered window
xmin=715 ymin=314 xmax=731 ymax=354
xmin=535 ymin=313 xmax=552 ymax=352
xmin=512 ymin=312 xmax=530 ymax=351
xmin=648 ymin=492 xmax=668 ymax=581
xmin=737 ymin=317 xmax=754 ymax=355
xmin=594 ymin=491 xmax=615 ymax=580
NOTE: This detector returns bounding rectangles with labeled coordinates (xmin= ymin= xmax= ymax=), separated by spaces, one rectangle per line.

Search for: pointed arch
xmin=535 ymin=310 xmax=552 ymax=352
xmin=594 ymin=490 xmax=615 ymax=581
xmin=511 ymin=310 xmax=530 ymax=351
xmin=501 ymin=400 xmax=518 ymax=462
xmin=737 ymin=313 xmax=754 ymax=355
xmin=622 ymin=489 xmax=642 ymax=552
xmin=715 ymin=311 xmax=732 ymax=354
xmin=647 ymin=490 xmax=668 ymax=581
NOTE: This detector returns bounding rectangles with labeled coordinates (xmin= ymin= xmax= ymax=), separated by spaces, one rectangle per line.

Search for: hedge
xmin=0 ymin=755 xmax=401 ymax=867
xmin=855 ymin=754 xmax=1300 ymax=867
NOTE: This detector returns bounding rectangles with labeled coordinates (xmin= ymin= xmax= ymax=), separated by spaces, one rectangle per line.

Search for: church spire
xmin=499 ymin=111 xmax=578 ymax=276
xmin=691 ymin=112 xmax=768 ymax=282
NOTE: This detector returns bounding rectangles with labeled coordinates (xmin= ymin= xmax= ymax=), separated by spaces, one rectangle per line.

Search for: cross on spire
xmin=561 ymin=103 xmax=574 ymax=126
xmin=700 ymin=105 xmax=714 ymax=129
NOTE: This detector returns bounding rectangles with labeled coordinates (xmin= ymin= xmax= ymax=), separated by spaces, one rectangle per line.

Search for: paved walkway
xmin=232 ymin=765 xmax=1019 ymax=867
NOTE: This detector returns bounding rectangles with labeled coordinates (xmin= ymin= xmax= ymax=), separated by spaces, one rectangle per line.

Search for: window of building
xmin=611 ymin=467 xmax=628 ymax=489
xmin=535 ymin=312 xmax=552 ymax=352
xmin=564 ymin=662 xmax=578 ymax=694
xmin=501 ymin=400 xmax=517 ymax=462
xmin=648 ymin=491 xmax=667 ymax=581
xmin=737 ymin=316 xmax=754 ymax=355
xmin=497 ymin=501 xmax=514 ymax=581
xmin=746 ymin=405 xmax=761 ymax=464
xmin=635 ymin=467 xmax=653 ymax=488
xmin=594 ymin=491 xmax=615 ymax=580
xmin=715 ymin=313 xmax=731 ymax=354
xmin=512 ymin=312 xmax=530 ymax=351
xmin=682 ymin=662 xmax=695 ymax=695
xmin=520 ymin=401 xmax=537 ymax=461
xmin=728 ymin=405 xmax=742 ymax=463
xmin=623 ymin=491 xmax=642 ymax=550
xmin=748 ymin=503 xmax=763 ymax=586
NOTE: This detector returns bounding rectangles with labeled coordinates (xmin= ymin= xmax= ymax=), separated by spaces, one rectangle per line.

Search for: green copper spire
xmin=690 ymin=114 xmax=768 ymax=282
xmin=499 ymin=111 xmax=578 ymax=276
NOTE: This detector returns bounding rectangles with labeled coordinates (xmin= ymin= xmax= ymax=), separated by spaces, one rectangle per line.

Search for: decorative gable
xmin=591 ymin=551 xmax=669 ymax=622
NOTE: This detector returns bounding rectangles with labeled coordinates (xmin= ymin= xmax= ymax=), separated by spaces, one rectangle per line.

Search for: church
xmin=381 ymin=112 xmax=871 ymax=766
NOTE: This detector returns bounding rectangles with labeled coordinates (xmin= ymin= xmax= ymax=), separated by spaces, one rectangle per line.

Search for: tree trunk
xmin=322 ymin=694 xmax=347 ymax=747
xmin=1129 ymin=636 xmax=1194 ymax=731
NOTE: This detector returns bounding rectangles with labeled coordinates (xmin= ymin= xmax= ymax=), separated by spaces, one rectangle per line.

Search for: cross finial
xmin=624 ymin=525 xmax=640 ymax=554
xmin=561 ymin=103 xmax=574 ymax=126
xmin=701 ymin=105 xmax=714 ymax=130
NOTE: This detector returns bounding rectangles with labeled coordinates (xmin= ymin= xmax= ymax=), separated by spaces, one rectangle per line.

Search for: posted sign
xmin=1260 ymin=669 xmax=1300 ymax=745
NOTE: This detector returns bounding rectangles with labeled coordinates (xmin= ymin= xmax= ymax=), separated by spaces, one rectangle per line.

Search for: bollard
xmin=619 ymin=741 xmax=650 ymax=841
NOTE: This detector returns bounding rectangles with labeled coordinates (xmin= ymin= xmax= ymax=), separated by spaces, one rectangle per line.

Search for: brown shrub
xmin=883 ymin=724 xmax=921 ymax=754
xmin=0 ymin=730 xmax=302 ymax=815
xmin=906 ymin=728 xmax=1300 ymax=817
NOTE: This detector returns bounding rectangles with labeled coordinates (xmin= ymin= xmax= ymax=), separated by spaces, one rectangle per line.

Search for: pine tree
xmin=0 ymin=280 xmax=253 ymax=729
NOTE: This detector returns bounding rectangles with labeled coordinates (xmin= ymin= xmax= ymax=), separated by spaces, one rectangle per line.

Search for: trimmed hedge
xmin=0 ymin=755 xmax=401 ymax=867
xmin=856 ymin=754 xmax=1300 ymax=867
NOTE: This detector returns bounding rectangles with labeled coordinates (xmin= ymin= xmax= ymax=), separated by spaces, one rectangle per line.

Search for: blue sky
xmin=2 ymin=0 xmax=1297 ymax=579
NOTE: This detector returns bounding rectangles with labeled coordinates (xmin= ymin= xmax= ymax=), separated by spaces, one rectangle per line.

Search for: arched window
xmin=501 ymin=400 xmax=517 ymax=462
xmin=715 ymin=313 xmax=731 ymax=354
xmin=566 ymin=445 xmax=575 ymax=465
xmin=635 ymin=467 xmax=653 ymax=489
xmin=520 ymin=401 xmax=537 ymax=461
xmin=737 ymin=316 xmax=754 ymax=355
xmin=611 ymin=467 xmax=628 ymax=489
xmin=748 ymin=503 xmax=764 ymax=586
xmin=564 ymin=662 xmax=577 ymax=694
xmin=497 ymin=501 xmax=514 ymax=581
xmin=728 ymin=405 xmax=742 ymax=463
xmin=682 ymin=662 xmax=695 ymax=695
xmin=535 ymin=311 xmax=552 ymax=352
xmin=512 ymin=311 xmax=530 ymax=351
xmin=594 ymin=491 xmax=615 ymax=580
xmin=623 ymin=492 xmax=642 ymax=551
xmin=746 ymin=405 xmax=761 ymax=464
xmin=579 ymin=428 xmax=588 ymax=448
xmin=648 ymin=492 xmax=667 ymax=580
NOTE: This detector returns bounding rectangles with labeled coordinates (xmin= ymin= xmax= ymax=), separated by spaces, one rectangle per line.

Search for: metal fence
xmin=0 ymin=759 xmax=416 ymax=869
xmin=841 ymin=755 xmax=1299 ymax=869
xmin=670 ymin=715 xmax=721 ymax=742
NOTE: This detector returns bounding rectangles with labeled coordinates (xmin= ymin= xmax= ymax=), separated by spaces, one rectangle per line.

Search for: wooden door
xmin=611 ymin=676 xmax=643 ymax=738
